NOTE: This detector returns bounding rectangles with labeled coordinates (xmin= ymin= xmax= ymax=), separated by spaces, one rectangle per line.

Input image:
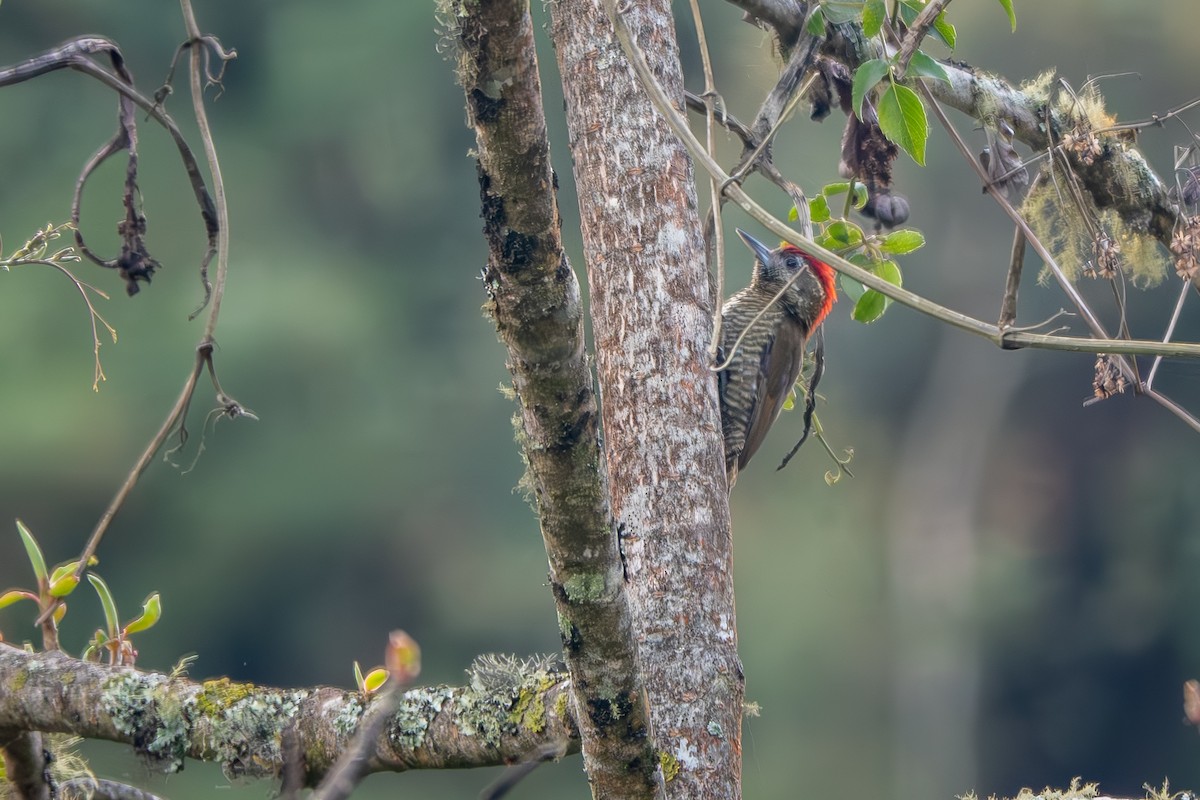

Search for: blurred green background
xmin=1 ymin=1 xmax=1199 ymax=798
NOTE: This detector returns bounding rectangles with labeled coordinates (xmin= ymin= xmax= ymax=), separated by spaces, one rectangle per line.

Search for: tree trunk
xmin=449 ymin=0 xmax=660 ymax=796
xmin=549 ymin=2 xmax=743 ymax=798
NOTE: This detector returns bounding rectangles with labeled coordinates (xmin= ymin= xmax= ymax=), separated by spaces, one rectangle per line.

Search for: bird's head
xmin=736 ymin=228 xmax=837 ymax=331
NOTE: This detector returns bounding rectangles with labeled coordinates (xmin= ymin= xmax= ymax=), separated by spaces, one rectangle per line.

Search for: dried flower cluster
xmin=1170 ymin=215 xmax=1200 ymax=280
xmin=1092 ymin=354 xmax=1128 ymax=400
xmin=1061 ymin=126 xmax=1103 ymax=165
xmin=1083 ymin=231 xmax=1121 ymax=279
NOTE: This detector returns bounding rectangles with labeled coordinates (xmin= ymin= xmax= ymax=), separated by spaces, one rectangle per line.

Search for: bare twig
xmin=1146 ymin=278 xmax=1192 ymax=390
xmin=710 ymin=265 xmax=810 ymax=372
xmin=180 ymin=0 xmax=235 ymax=325
xmin=0 ymin=37 xmax=218 ymax=297
xmin=608 ymin=5 xmax=1200 ymax=361
xmin=32 ymin=5 xmax=250 ymax=626
xmin=684 ymin=91 xmax=811 ymax=216
xmin=893 ymin=0 xmax=954 ymax=79
xmin=479 ymin=737 xmax=572 ymax=800
xmin=38 ymin=347 xmax=208 ymax=624
xmin=997 ymin=225 xmax=1027 ymax=329
xmin=917 ymin=80 xmax=1200 ymax=431
xmin=688 ymin=0 xmax=726 ymax=362
xmin=312 ymin=631 xmax=421 ymax=800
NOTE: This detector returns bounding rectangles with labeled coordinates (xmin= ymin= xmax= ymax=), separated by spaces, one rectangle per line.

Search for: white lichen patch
xmin=672 ymin=736 xmax=700 ymax=771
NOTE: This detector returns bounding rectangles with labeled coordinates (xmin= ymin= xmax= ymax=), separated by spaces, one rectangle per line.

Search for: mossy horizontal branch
xmin=0 ymin=647 xmax=578 ymax=785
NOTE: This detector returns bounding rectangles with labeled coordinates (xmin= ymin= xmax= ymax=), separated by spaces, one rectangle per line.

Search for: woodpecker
xmin=718 ymin=229 xmax=837 ymax=487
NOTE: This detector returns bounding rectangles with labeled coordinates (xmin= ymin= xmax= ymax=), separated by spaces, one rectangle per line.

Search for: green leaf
xmin=47 ymin=565 xmax=80 ymax=598
xmin=16 ymin=520 xmax=47 ymax=583
xmin=996 ymin=0 xmax=1017 ymax=31
xmin=897 ymin=2 xmax=954 ymax=47
xmin=896 ymin=1 xmax=919 ymax=26
xmin=874 ymin=259 xmax=903 ymax=288
xmin=0 ymin=590 xmax=36 ymax=610
xmin=788 ymin=206 xmax=799 ymax=221
xmin=880 ymin=229 xmax=926 ymax=255
xmin=363 ymin=668 xmax=389 ymax=694
xmin=838 ymin=254 xmax=877 ymax=305
xmin=907 ymin=50 xmax=950 ymax=84
xmin=852 ymin=259 xmax=903 ymax=322
xmin=822 ymin=220 xmax=864 ymax=249
xmin=839 ymin=276 xmax=866 ymax=303
xmin=123 ymin=593 xmax=161 ymax=635
xmin=805 ymin=7 xmax=826 ymax=36
xmin=819 ymin=2 xmax=862 ymax=24
xmin=821 ymin=181 xmax=869 ymax=208
xmin=877 ymin=81 xmax=928 ymax=166
xmin=861 ymin=0 xmax=887 ymax=36
xmin=852 ymin=59 xmax=890 ymax=120
xmin=932 ymin=12 xmax=956 ymax=48
xmin=354 ymin=660 xmax=366 ymax=691
xmin=809 ymin=194 xmax=831 ymax=223
xmin=88 ymin=574 xmax=120 ymax=637
xmin=852 ymin=290 xmax=887 ymax=322
xmin=82 ymin=630 xmax=107 ymax=663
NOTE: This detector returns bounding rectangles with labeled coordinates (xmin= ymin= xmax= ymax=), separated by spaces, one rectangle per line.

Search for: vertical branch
xmin=446 ymin=0 xmax=661 ymax=797
xmin=552 ymin=1 xmax=742 ymax=797
xmin=1 ymin=730 xmax=50 ymax=800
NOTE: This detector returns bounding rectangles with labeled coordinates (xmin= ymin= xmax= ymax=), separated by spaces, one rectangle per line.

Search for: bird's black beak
xmin=735 ymin=228 xmax=773 ymax=266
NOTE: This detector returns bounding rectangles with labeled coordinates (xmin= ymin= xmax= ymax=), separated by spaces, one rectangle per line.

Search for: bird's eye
xmin=784 ymin=256 xmax=801 ymax=270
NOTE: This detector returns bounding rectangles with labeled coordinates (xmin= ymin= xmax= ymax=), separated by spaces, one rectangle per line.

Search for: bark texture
xmin=447 ymin=0 xmax=660 ymax=796
xmin=550 ymin=2 xmax=742 ymax=798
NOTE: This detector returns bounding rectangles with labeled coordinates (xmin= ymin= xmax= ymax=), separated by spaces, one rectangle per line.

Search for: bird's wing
xmin=738 ymin=320 xmax=807 ymax=470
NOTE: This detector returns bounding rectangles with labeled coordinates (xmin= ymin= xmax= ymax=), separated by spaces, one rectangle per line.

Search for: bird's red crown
xmin=780 ymin=244 xmax=837 ymax=329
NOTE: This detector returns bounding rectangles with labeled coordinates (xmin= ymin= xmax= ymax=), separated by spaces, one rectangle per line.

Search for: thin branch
xmin=313 ymin=630 xmax=418 ymax=800
xmin=1146 ymin=278 xmax=1192 ymax=390
xmin=893 ymin=0 xmax=953 ymax=79
xmin=1100 ymin=93 xmax=1200 ymax=134
xmin=710 ymin=265 xmax=810 ymax=371
xmin=479 ymin=737 xmax=572 ymax=800
xmin=997 ymin=226 xmax=1027 ymax=329
xmin=918 ymin=81 xmax=1200 ymax=431
xmin=735 ymin=32 xmax=820 ymax=193
xmin=689 ymin=0 xmax=726 ymax=362
xmin=684 ymin=91 xmax=810 ymax=213
xmin=180 ymin=0 xmax=235 ymax=326
xmin=607 ymin=6 xmax=1200 ymax=360
xmin=0 ymin=37 xmax=218 ymax=296
xmin=34 ymin=5 xmax=252 ymax=625
xmin=39 ymin=349 xmax=206 ymax=625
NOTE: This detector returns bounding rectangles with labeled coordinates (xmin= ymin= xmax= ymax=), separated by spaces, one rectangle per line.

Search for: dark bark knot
xmin=475 ymin=164 xmax=539 ymax=273
xmin=468 ymin=87 xmax=505 ymax=124
xmin=586 ymin=693 xmax=638 ymax=730
xmin=502 ymin=230 xmax=538 ymax=271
